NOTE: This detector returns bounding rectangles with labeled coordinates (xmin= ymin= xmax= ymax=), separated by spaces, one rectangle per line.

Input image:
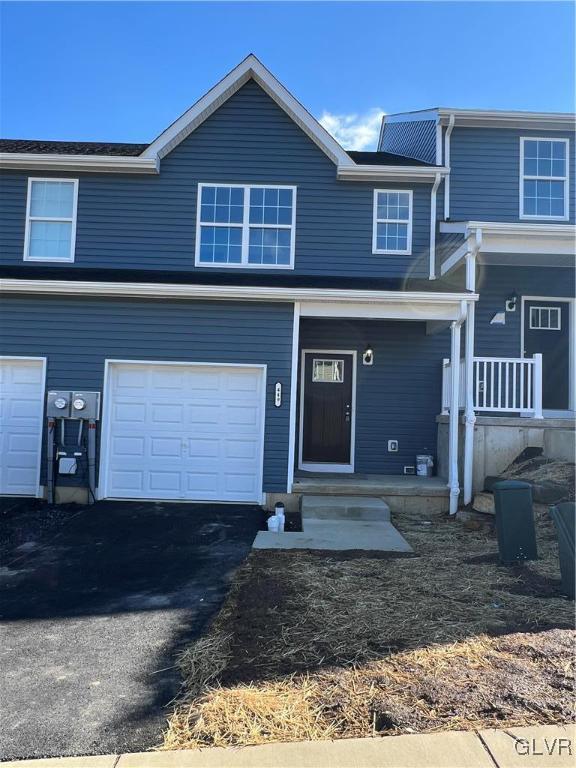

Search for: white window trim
xmin=23 ymin=177 xmax=79 ymax=263
xmin=194 ymin=182 xmax=297 ymax=269
xmin=372 ymin=188 xmax=413 ymax=255
xmin=519 ymin=137 xmax=569 ymax=222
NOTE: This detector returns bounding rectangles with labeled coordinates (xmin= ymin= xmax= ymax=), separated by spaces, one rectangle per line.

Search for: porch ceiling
xmin=299 ymin=295 xmax=474 ymax=322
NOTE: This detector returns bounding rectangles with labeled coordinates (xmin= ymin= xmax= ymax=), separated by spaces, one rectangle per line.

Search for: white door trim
xmin=298 ymin=348 xmax=357 ymax=474
xmin=98 ymin=359 xmax=267 ymax=503
xmin=520 ymin=296 xmax=575 ymax=413
xmin=0 ymin=356 xmax=47 ymax=498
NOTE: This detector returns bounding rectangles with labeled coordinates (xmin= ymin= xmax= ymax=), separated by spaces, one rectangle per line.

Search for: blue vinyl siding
xmin=474 ymin=265 xmax=575 ymax=358
xmin=299 ymin=318 xmax=449 ymax=474
xmin=0 ymin=295 xmax=294 ymax=492
xmin=0 ymin=81 xmax=432 ymax=279
xmin=380 ymin=119 xmax=438 ymax=164
xmin=449 ymin=127 xmax=575 ymax=224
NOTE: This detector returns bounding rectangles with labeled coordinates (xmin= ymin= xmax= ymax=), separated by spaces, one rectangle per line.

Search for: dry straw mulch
xmin=163 ymin=504 xmax=575 ymax=750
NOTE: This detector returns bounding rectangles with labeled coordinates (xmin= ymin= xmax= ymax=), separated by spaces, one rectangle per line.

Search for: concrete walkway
xmin=253 ymin=495 xmax=413 ymax=552
xmin=4 ymin=725 xmax=574 ymax=767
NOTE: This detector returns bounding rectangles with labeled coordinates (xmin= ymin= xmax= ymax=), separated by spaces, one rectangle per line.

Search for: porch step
xmin=301 ymin=495 xmax=390 ymax=522
xmin=293 ymin=474 xmax=449 ymax=497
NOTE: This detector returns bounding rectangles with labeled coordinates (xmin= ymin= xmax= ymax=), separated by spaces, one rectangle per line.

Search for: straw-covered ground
xmin=162 ymin=504 xmax=575 ymax=750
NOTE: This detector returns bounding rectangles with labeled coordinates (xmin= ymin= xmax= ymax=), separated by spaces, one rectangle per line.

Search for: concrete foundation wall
xmin=437 ymin=416 xmax=575 ymax=494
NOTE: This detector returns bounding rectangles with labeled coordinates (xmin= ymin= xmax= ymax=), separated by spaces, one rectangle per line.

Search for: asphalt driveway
xmin=0 ymin=499 xmax=262 ymax=760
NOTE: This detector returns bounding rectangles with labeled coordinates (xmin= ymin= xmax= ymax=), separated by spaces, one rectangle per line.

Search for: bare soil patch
xmin=163 ymin=505 xmax=575 ymax=750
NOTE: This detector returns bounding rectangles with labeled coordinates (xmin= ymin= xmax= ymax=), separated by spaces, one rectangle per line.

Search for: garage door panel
xmin=0 ymin=360 xmax=44 ymax=496
xmin=150 ymin=403 xmax=184 ymax=424
xmin=104 ymin=363 xmax=264 ymax=502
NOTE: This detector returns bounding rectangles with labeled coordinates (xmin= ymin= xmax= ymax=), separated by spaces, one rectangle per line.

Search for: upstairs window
xmin=520 ymin=138 xmax=569 ymax=220
xmin=24 ymin=178 xmax=78 ymax=262
xmin=372 ymin=190 xmax=413 ymax=254
xmin=196 ymin=184 xmax=296 ymax=268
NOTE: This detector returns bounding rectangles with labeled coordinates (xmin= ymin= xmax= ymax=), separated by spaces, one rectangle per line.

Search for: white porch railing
xmin=442 ymin=354 xmax=543 ymax=418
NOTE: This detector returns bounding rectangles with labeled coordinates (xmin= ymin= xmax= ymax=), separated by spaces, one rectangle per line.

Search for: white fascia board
xmin=0 ymin=278 xmax=477 ymax=306
xmin=440 ymin=221 xmax=576 ymax=237
xmin=300 ymin=299 xmax=468 ymax=322
xmin=337 ymin=165 xmax=449 ymax=182
xmin=437 ymin=109 xmax=575 ymax=130
xmin=0 ymin=153 xmax=159 ymax=174
xmin=142 ymin=54 xmax=353 ymax=167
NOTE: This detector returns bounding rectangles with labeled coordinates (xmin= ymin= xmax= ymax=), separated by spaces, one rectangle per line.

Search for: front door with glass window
xmin=300 ymin=352 xmax=354 ymax=470
xmin=524 ymin=300 xmax=570 ymax=410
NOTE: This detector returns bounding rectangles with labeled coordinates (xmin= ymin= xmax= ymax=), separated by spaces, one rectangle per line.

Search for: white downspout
xmin=443 ymin=114 xmax=455 ymax=220
xmin=463 ymin=228 xmax=482 ymax=506
xmin=429 ymin=172 xmax=442 ymax=280
xmin=448 ymin=300 xmax=467 ymax=516
xmin=286 ymin=301 xmax=300 ymax=493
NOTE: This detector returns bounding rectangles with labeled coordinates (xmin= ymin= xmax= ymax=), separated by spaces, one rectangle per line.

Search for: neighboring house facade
xmin=0 ymin=56 xmax=574 ymax=513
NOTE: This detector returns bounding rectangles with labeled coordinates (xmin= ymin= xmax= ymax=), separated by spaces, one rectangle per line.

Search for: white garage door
xmin=0 ymin=358 xmax=45 ymax=496
xmin=103 ymin=362 xmax=265 ymax=502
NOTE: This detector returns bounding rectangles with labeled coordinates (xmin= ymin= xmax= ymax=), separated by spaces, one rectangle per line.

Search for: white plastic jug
xmin=267 ymin=515 xmax=280 ymax=533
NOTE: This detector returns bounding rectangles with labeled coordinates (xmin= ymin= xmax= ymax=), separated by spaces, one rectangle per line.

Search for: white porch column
xmin=448 ymin=318 xmax=462 ymax=515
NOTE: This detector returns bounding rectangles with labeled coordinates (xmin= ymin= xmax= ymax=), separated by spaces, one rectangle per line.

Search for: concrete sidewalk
xmin=4 ymin=725 xmax=574 ymax=768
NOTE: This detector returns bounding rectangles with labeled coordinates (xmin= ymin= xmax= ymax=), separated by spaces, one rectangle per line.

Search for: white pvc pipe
xmin=463 ymin=232 xmax=481 ymax=505
xmin=443 ymin=114 xmax=455 ymax=220
xmin=463 ymin=300 xmax=476 ymax=504
xmin=448 ymin=312 xmax=464 ymax=516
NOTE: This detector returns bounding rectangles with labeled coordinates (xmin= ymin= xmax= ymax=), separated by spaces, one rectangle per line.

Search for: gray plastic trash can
xmin=549 ymin=502 xmax=575 ymax=599
xmin=493 ymin=480 xmax=538 ymax=564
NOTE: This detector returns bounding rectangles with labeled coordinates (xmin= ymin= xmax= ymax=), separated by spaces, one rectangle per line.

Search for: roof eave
xmin=437 ymin=110 xmax=575 ymax=130
xmin=337 ymin=165 xmax=448 ymax=182
xmin=0 ymin=153 xmax=159 ymax=174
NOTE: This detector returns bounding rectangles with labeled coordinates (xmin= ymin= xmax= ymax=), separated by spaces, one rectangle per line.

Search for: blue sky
xmin=1 ymin=1 xmax=574 ymax=150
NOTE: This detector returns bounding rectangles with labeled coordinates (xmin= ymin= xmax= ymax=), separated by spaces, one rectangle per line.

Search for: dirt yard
xmin=163 ymin=504 xmax=575 ymax=750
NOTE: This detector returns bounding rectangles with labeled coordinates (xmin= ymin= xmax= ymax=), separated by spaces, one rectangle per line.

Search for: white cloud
xmin=319 ymin=108 xmax=385 ymax=151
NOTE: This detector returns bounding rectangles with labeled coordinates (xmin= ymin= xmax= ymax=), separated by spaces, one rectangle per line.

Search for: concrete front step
xmin=301 ymin=495 xmax=390 ymax=522
xmin=253 ymin=519 xmax=413 ymax=552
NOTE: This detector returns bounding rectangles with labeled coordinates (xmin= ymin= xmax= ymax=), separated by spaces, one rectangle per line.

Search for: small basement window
xmin=196 ymin=183 xmax=296 ymax=268
xmin=520 ymin=138 xmax=569 ymax=220
xmin=24 ymin=178 xmax=79 ymax=262
xmin=372 ymin=189 xmax=413 ymax=255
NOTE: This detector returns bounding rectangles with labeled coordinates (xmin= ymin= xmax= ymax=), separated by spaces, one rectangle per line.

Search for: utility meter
xmin=47 ymin=391 xmax=72 ymax=418
xmin=73 ymin=397 xmax=87 ymax=412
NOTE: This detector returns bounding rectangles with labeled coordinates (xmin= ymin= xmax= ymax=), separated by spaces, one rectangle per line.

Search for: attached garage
xmin=0 ymin=357 xmax=45 ymax=497
xmin=100 ymin=361 xmax=266 ymax=503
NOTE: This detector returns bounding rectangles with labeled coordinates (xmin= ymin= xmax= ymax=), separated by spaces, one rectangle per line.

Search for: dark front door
xmin=301 ymin=353 xmax=354 ymax=466
xmin=524 ymin=300 xmax=570 ymax=410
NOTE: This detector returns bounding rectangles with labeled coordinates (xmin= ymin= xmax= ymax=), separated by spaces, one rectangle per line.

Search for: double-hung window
xmin=372 ymin=189 xmax=413 ymax=255
xmin=520 ymin=138 xmax=569 ymax=220
xmin=196 ymin=183 xmax=296 ymax=268
xmin=24 ymin=178 xmax=78 ymax=262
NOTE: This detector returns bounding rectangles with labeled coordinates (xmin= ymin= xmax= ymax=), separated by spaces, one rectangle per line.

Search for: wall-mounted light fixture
xmin=362 ymin=346 xmax=374 ymax=366
xmin=505 ymin=291 xmax=518 ymax=312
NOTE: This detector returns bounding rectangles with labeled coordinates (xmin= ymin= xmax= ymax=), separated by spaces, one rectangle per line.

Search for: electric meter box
xmin=47 ymin=391 xmax=73 ymax=418
xmin=71 ymin=391 xmax=101 ymax=420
